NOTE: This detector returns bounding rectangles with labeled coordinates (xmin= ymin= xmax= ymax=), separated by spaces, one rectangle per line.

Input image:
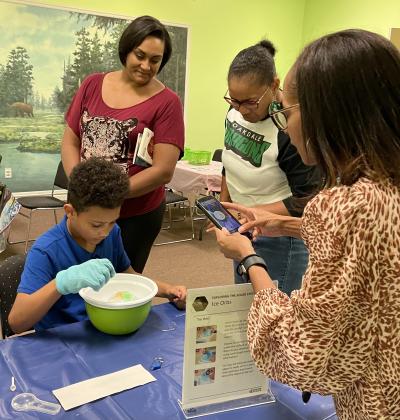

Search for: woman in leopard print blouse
xmin=214 ymin=29 xmax=400 ymax=419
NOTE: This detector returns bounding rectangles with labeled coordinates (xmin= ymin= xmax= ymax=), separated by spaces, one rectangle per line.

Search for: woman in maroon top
xmin=61 ymin=16 xmax=185 ymax=272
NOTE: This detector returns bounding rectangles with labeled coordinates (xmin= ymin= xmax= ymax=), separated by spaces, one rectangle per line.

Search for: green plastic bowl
xmin=79 ymin=273 xmax=158 ymax=335
xmin=182 ymin=147 xmax=192 ymax=160
xmin=84 ymin=301 xmax=152 ymax=335
xmin=188 ymin=150 xmax=211 ymax=165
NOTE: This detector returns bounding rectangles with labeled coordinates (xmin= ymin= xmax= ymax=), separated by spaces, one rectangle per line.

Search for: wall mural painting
xmin=0 ymin=0 xmax=188 ymax=192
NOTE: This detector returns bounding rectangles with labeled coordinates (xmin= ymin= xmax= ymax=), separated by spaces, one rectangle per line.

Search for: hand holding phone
xmin=196 ymin=196 xmax=252 ymax=239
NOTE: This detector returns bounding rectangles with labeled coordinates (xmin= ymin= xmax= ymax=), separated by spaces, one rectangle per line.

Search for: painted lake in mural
xmin=0 ymin=141 xmax=60 ymax=192
xmin=0 ymin=112 xmax=64 ymax=192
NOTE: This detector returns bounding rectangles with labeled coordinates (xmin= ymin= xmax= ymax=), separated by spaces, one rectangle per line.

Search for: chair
xmin=0 ymin=254 xmax=26 ymax=338
xmin=212 ymin=149 xmax=223 ymax=162
xmin=154 ymin=189 xmax=195 ymax=246
xmin=8 ymin=161 xmax=68 ymax=253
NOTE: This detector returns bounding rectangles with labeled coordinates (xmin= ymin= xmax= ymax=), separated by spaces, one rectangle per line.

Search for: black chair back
xmin=212 ymin=149 xmax=222 ymax=162
xmin=54 ymin=161 xmax=69 ymax=190
xmin=0 ymin=254 xmax=26 ymax=338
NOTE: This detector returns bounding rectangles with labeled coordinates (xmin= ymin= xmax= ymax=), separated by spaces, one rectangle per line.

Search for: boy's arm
xmin=10 ymin=258 xmax=115 ymax=333
xmin=8 ymin=280 xmax=61 ymax=334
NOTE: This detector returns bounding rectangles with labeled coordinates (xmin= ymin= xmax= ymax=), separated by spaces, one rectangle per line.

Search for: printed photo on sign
xmin=196 ymin=325 xmax=217 ymax=344
xmin=195 ymin=346 xmax=216 ymax=364
xmin=194 ymin=368 xmax=215 ymax=386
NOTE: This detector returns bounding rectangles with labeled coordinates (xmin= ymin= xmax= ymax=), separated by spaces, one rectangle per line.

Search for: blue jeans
xmin=234 ymin=236 xmax=309 ymax=295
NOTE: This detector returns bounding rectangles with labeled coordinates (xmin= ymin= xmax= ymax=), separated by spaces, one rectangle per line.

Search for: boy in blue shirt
xmin=8 ymin=158 xmax=186 ymax=333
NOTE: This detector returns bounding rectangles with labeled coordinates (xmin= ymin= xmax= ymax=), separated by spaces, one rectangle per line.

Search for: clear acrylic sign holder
xmin=178 ymin=381 xmax=275 ymax=419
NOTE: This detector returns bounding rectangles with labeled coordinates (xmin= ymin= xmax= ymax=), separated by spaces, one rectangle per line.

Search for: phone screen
xmin=197 ymin=197 xmax=242 ymax=233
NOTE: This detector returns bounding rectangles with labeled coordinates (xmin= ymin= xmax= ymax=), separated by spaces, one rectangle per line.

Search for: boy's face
xmin=65 ymin=204 xmax=121 ymax=248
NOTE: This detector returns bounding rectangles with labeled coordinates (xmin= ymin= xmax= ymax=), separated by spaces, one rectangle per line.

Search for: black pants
xmin=117 ymin=200 xmax=166 ymax=273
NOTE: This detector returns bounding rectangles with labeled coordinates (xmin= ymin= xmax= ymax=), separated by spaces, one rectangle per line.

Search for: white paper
xmin=181 ymin=284 xmax=267 ymax=410
xmin=137 ymin=127 xmax=154 ymax=164
xmin=52 ymin=364 xmax=156 ymax=410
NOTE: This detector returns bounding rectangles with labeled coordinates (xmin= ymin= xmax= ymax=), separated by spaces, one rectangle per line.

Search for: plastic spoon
xmin=11 ymin=393 xmax=61 ymax=415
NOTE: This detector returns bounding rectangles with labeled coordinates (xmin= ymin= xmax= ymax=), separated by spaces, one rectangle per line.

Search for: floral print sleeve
xmin=247 ymin=178 xmax=400 ymax=419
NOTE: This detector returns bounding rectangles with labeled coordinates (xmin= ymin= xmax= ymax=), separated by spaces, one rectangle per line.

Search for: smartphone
xmin=195 ymin=196 xmax=252 ymax=239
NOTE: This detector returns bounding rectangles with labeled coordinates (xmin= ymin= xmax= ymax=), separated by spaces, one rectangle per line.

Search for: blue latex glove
xmin=55 ymin=258 xmax=116 ymax=295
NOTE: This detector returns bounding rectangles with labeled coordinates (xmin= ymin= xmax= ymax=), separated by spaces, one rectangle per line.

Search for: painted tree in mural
xmin=71 ymin=28 xmax=93 ymax=82
xmin=5 ymin=47 xmax=33 ymax=104
xmin=52 ymin=20 xmax=126 ymax=113
xmin=32 ymin=90 xmax=51 ymax=111
xmin=90 ymin=32 xmax=103 ymax=72
xmin=100 ymin=22 xmax=128 ymax=71
xmin=52 ymin=57 xmax=75 ymax=113
xmin=0 ymin=65 xmax=6 ymax=117
xmin=0 ymin=47 xmax=33 ymax=116
xmin=157 ymin=26 xmax=187 ymax=103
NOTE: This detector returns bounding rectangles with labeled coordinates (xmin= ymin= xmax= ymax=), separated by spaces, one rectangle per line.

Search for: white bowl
xmin=79 ymin=273 xmax=158 ymax=310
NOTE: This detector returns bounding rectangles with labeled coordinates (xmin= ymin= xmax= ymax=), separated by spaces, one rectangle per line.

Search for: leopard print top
xmin=247 ymin=177 xmax=400 ymax=419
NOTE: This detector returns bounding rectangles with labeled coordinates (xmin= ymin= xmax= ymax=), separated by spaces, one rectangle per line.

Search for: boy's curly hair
xmin=67 ymin=158 xmax=129 ymax=213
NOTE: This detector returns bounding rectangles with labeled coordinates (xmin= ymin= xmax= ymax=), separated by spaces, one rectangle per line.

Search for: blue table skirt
xmin=0 ymin=303 xmax=337 ymax=419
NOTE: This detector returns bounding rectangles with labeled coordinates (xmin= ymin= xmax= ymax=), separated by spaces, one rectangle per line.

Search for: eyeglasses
xmin=223 ymin=87 xmax=270 ymax=110
xmin=268 ymin=101 xmax=299 ymax=131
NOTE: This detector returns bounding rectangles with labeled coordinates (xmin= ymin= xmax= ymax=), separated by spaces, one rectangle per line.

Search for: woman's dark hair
xmin=292 ymin=29 xmax=400 ymax=188
xmin=228 ymin=39 xmax=276 ymax=85
xmin=68 ymin=158 xmax=129 ymax=213
xmin=118 ymin=15 xmax=172 ymax=72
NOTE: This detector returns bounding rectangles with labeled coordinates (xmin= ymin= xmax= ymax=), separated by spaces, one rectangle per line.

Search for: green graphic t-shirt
xmin=222 ymin=108 xmax=292 ymax=206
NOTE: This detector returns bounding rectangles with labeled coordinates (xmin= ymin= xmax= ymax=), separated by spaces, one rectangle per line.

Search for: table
xmin=167 ymin=161 xmax=223 ymax=196
xmin=0 ymin=303 xmax=337 ymax=419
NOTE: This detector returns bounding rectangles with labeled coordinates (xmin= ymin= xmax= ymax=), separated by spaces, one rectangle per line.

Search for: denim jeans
xmin=234 ymin=236 xmax=309 ymax=295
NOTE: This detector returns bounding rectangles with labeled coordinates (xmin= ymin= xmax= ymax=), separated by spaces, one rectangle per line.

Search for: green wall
xmin=34 ymin=0 xmax=305 ymax=151
xmin=302 ymin=0 xmax=400 ymax=43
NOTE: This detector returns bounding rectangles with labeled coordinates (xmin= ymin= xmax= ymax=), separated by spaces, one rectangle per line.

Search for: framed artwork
xmin=0 ymin=0 xmax=188 ymax=193
xmin=390 ymin=28 xmax=400 ymax=50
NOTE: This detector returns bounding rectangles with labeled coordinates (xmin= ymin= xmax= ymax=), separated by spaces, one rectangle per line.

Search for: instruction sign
xmin=181 ymin=283 xmax=271 ymax=412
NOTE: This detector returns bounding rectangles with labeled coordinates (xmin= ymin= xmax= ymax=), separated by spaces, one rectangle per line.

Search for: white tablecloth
xmin=167 ymin=160 xmax=222 ymax=196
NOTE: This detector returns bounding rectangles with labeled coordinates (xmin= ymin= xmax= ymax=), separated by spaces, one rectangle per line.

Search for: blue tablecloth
xmin=0 ymin=303 xmax=337 ymax=419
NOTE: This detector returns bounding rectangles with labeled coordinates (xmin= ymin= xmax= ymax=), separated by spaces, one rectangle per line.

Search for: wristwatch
xmin=236 ymin=254 xmax=268 ymax=282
